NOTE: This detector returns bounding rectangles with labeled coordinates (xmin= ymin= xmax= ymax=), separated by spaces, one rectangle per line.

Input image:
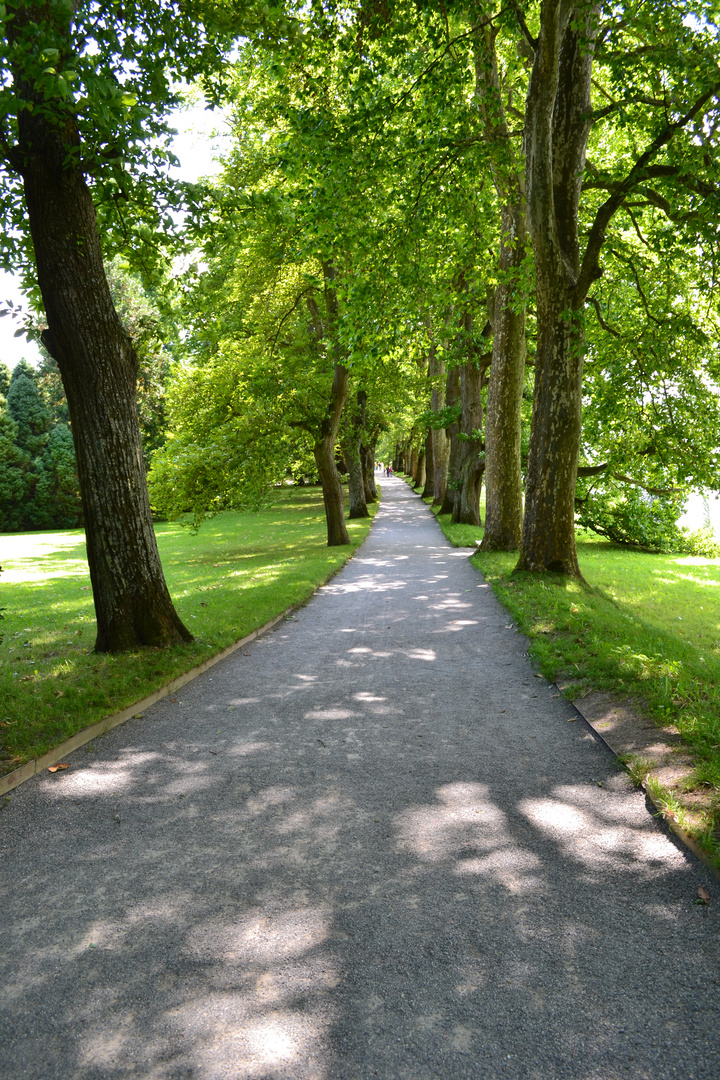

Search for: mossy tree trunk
xmin=439 ymin=364 xmax=461 ymax=516
xmin=14 ymin=39 xmax=191 ymax=652
xmin=474 ymin=20 xmax=528 ymax=553
xmin=516 ymin=6 xmax=597 ymax=576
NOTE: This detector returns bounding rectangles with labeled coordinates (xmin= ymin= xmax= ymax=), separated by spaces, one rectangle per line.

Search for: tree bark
xmin=12 ymin=20 xmax=191 ymax=651
xmin=340 ymin=389 xmax=369 ymax=519
xmin=415 ymin=447 xmax=426 ymax=490
xmin=452 ymin=320 xmax=485 ymax=526
xmin=516 ymin=3 xmax=598 ymax=576
xmin=313 ymin=263 xmax=350 ymax=545
xmin=421 ymin=430 xmax=434 ymax=499
xmin=408 ymin=442 xmax=418 ymax=482
xmin=474 ymin=19 xmax=528 ymax=552
xmin=342 ymin=436 xmax=368 ymax=518
xmin=482 ymin=210 xmax=527 ymax=550
xmin=431 ymin=356 xmax=449 ymax=506
xmin=439 ymin=364 xmax=461 ymax=516
xmin=361 ymin=443 xmax=378 ymax=502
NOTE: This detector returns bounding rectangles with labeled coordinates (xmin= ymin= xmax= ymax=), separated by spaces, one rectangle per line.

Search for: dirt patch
xmin=560 ymin=685 xmax=719 ymax=877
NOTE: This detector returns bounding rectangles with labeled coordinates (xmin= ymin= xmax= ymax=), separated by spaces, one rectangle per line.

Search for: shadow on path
xmin=1 ymin=479 xmax=718 ymax=1080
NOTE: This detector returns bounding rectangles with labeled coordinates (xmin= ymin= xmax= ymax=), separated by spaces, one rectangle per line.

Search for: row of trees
xmin=2 ymin=1 xmax=720 ymax=651
xmin=152 ymin=1 xmax=720 ymax=562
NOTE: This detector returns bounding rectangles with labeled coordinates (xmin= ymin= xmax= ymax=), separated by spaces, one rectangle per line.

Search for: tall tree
xmin=474 ymin=10 xmax=528 ymax=551
xmin=0 ymin=1 xmax=236 ymax=648
xmin=517 ymin=0 xmax=720 ymax=575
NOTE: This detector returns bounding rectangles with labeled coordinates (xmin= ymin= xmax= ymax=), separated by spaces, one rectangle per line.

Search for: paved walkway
xmin=1 ymin=477 xmax=719 ymax=1080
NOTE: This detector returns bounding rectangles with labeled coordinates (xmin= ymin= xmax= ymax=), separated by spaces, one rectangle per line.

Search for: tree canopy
xmin=3 ymin=0 xmax=720 ymax=625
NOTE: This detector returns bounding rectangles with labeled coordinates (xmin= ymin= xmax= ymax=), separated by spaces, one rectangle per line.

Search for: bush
xmin=575 ymin=484 xmax=720 ymax=556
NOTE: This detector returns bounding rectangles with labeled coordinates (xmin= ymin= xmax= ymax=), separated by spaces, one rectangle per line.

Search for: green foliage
xmin=0 ymin=398 xmax=28 ymax=530
xmin=0 ymin=1 xmax=246 ymax=292
xmin=31 ymin=423 xmax=83 ymax=529
xmin=576 ymin=483 xmax=720 ymax=556
xmin=0 ymin=361 xmax=10 ymax=396
xmin=0 ymin=362 xmax=82 ymax=531
xmin=105 ymin=257 xmax=179 ymax=460
xmin=6 ymin=367 xmax=50 ymax=456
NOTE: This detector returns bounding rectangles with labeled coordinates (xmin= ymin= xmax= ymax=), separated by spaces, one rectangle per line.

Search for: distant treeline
xmin=0 ymin=358 xmax=82 ymax=532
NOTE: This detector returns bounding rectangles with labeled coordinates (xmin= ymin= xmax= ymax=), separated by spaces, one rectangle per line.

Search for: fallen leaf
xmin=48 ymin=763 xmax=70 ymax=773
xmin=171 ymin=697 xmax=178 ymax=703
xmin=133 ymin=713 xmax=144 ymax=719
xmin=20 ymin=675 xmax=32 ymax=682
xmin=698 ymin=886 xmax=711 ymax=904
xmin=567 ymin=717 xmax=577 ymax=722
xmin=55 ymin=690 xmax=64 ymax=698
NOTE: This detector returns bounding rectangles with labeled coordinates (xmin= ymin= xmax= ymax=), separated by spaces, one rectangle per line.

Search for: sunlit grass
xmin=0 ymin=487 xmax=377 ymax=771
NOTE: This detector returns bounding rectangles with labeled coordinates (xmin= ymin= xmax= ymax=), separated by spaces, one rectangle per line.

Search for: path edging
xmin=0 ymin=610 xmax=293 ymax=798
xmin=0 ymin=495 xmax=381 ymax=800
xmin=568 ymin=689 xmax=720 ymax=883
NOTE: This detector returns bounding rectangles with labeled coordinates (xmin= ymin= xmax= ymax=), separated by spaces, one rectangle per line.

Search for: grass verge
xmin=0 ymin=486 xmax=377 ymax=773
xmin=401 ymin=475 xmax=720 ymax=866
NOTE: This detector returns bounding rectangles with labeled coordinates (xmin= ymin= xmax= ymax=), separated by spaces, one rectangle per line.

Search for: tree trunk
xmin=342 ymin=431 xmax=369 ymax=519
xmin=14 ymin=62 xmax=191 ymax=651
xmin=439 ymin=364 xmax=461 ymax=516
xmin=313 ymin=264 xmax=350 ymax=546
xmin=516 ymin=4 xmax=597 ymax=576
xmin=452 ymin=336 xmax=485 ymax=527
xmin=474 ymin=17 xmax=527 ymax=551
xmin=408 ymin=443 xmax=418 ymax=482
xmin=431 ymin=355 xmax=449 ymax=506
xmin=482 ymin=209 xmax=527 ymax=550
xmin=314 ymin=435 xmax=350 ymax=544
xmin=415 ymin=448 xmax=426 ymax=490
xmin=361 ymin=443 xmax=378 ymax=502
xmin=421 ymin=430 xmax=434 ymax=499
xmin=341 ymin=389 xmax=369 ymax=519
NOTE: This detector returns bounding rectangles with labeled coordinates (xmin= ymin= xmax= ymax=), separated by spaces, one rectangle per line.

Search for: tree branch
xmin=510 ymin=1 xmax=538 ymax=49
xmin=586 ymin=295 xmax=622 ymax=337
xmin=574 ymin=79 xmax=720 ymax=304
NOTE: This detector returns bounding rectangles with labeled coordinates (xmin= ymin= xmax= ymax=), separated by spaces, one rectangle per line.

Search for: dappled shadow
xmin=2 ymin=479 xmax=719 ymax=1079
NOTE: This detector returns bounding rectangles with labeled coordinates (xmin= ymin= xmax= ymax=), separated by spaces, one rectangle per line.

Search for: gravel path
xmin=1 ymin=477 xmax=719 ymax=1080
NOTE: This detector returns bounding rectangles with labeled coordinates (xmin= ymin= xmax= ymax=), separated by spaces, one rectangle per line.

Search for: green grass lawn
xmin=0 ymin=487 xmax=377 ymax=773
xmin=401 ymin=474 xmax=720 ymax=862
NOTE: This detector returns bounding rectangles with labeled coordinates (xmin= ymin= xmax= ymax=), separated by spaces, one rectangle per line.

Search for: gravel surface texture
xmin=1 ymin=477 xmax=719 ymax=1080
